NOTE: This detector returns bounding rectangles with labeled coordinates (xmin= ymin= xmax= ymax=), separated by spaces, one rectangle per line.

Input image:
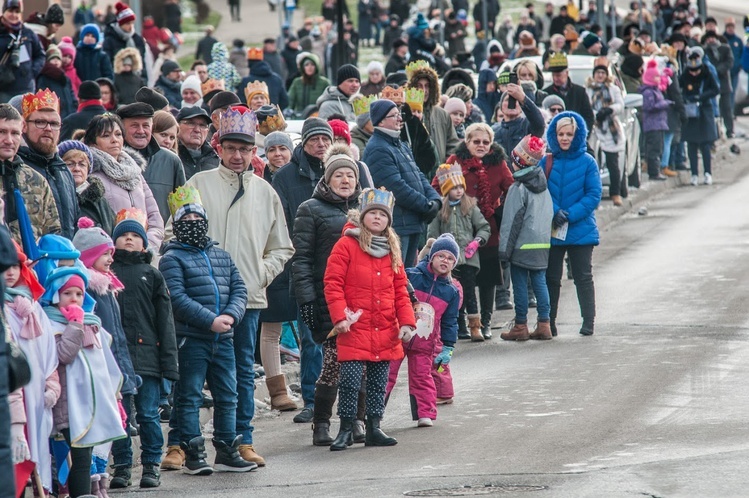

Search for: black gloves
xmin=595 ymin=107 xmax=613 ymax=125
xmin=552 ymin=210 xmax=569 ymax=229
xmin=423 ymin=200 xmax=441 ymax=223
xmin=300 ymin=302 xmax=316 ymax=331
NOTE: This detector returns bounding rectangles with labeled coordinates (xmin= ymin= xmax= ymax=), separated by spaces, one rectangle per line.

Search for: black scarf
xmin=173 ymin=219 xmax=209 ymax=248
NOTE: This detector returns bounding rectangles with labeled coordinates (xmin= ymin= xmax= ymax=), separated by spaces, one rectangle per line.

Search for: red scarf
xmin=77 ymin=99 xmax=103 ymax=112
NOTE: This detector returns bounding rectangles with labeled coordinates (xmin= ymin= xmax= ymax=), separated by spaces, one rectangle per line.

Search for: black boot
xmin=352 ymin=419 xmax=366 ymax=443
xmin=213 ymin=436 xmax=257 ymax=472
xmin=109 ymin=466 xmax=131 ymax=489
xmin=547 ymin=278 xmax=560 ymax=337
xmin=181 ymin=436 xmax=213 ymax=475
xmin=139 ymin=463 xmax=160 ymax=488
xmin=353 ymin=389 xmax=366 ymax=443
xmin=364 ymin=416 xmax=397 ymax=446
xmin=313 ymin=422 xmax=334 ymax=446
xmin=579 ymin=318 xmax=595 ymax=336
xmin=457 ymin=309 xmax=470 ymax=339
xmin=312 ymin=384 xmax=336 ymax=446
xmin=330 ymin=418 xmax=354 ymax=451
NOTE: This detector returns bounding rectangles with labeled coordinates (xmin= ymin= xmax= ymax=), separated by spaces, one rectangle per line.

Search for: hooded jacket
xmin=538 ymin=111 xmax=601 ymax=247
xmin=155 ymin=74 xmax=182 ymax=108
xmin=113 ymin=47 xmax=146 ymax=105
xmin=498 ymin=165 xmax=553 ymax=270
xmin=288 ymin=52 xmax=330 ymax=113
xmin=17 ymin=145 xmax=80 ymax=240
xmin=316 ymin=85 xmax=357 ymax=121
xmin=292 ymin=178 xmax=361 ymax=343
xmin=638 ymin=83 xmax=670 ymax=132
xmin=473 ymin=69 xmax=501 ymax=122
xmin=207 ymin=42 xmax=242 ymax=93
xmin=73 ymin=42 xmax=114 ymax=82
xmin=159 ymin=239 xmax=247 ymax=341
xmin=239 ymin=60 xmax=289 ymax=109
xmin=101 ymin=22 xmax=149 ymax=83
xmin=491 ymin=96 xmax=546 ymax=156
xmin=36 ymin=63 xmax=78 ymax=119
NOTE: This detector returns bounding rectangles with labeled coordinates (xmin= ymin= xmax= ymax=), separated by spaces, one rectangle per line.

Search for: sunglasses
xmin=549 ymin=107 xmax=564 ymax=113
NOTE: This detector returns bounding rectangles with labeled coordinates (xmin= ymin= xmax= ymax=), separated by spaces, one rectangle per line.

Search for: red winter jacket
xmin=324 ymin=223 xmax=415 ymax=362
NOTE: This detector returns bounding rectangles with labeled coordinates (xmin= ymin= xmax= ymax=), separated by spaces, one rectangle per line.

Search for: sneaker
xmin=704 ymin=173 xmax=712 ymax=185
xmin=649 ymin=174 xmax=668 ymax=181
xmin=690 ymin=175 xmax=699 ymax=186
xmin=159 ymin=403 xmax=172 ymax=423
xmin=417 ymin=418 xmax=433 ymax=427
xmin=293 ymin=406 xmax=313 ymax=423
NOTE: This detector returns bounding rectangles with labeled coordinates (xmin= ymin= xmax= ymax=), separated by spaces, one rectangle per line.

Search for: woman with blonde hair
xmin=152 ymin=110 xmax=179 ymax=154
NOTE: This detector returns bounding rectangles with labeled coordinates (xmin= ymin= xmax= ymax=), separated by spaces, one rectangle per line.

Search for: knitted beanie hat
xmin=444 ymin=97 xmax=467 ymax=115
xmin=541 ymin=94 xmax=565 ymax=111
xmin=80 ymin=23 xmax=101 ymax=44
xmin=301 ymin=117 xmax=333 ymax=145
xmin=180 ymin=75 xmax=202 ymax=97
xmin=59 ymin=275 xmax=86 ymax=294
xmin=115 ymin=1 xmax=136 ymax=25
xmin=72 ymin=217 xmax=114 ymax=268
xmin=161 ymin=60 xmax=180 ymax=77
xmin=435 ymin=163 xmax=466 ymax=196
xmin=367 ymin=60 xmax=384 ymax=74
xmin=323 ymin=143 xmax=359 ymax=184
xmin=369 ymin=99 xmax=397 ymax=126
xmin=45 ymin=44 xmax=62 ymax=62
xmin=642 ymin=59 xmax=660 ymax=86
xmin=264 ymin=131 xmax=294 ymax=152
xmin=78 ymin=80 xmax=101 ymax=100
xmin=356 ymin=112 xmax=371 ymax=129
xmin=58 ymin=36 xmax=76 ymax=60
xmin=45 ymin=3 xmax=64 ymax=25
xmin=58 ymin=140 xmax=94 ymax=172
xmin=511 ymin=135 xmax=546 ymax=169
xmin=429 ymin=233 xmax=460 ymax=262
xmin=582 ymin=32 xmax=601 ymax=49
xmin=337 ymin=64 xmax=361 ymax=86
xmin=328 ymin=119 xmax=351 ymax=145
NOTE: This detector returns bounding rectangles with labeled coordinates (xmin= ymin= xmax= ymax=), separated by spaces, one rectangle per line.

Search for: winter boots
xmin=160 ymin=445 xmax=185 ymax=470
xmin=580 ymin=318 xmax=595 ymax=336
xmin=238 ymin=444 xmax=266 ymax=466
xmin=214 ymin=436 xmax=258 ymax=472
xmin=352 ymin=420 xmax=366 ymax=443
xmin=313 ymin=422 xmax=334 ymax=446
xmin=500 ymin=322 xmax=530 ymax=341
xmin=529 ymin=321 xmax=552 ymax=340
xmin=312 ymin=383 xmax=336 ymax=446
xmin=330 ymin=418 xmax=354 ymax=451
xmin=266 ymin=374 xmax=297 ymax=411
xmin=139 ymin=463 xmax=160 ymax=488
xmin=109 ymin=466 xmax=131 ymax=489
xmin=468 ymin=314 xmax=484 ymax=342
xmin=364 ymin=416 xmax=397 ymax=446
xmin=181 ymin=436 xmax=213 ymax=475
xmin=97 ymin=473 xmax=110 ymax=498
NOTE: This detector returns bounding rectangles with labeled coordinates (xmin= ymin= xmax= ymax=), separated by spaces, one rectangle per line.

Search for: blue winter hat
xmin=40 ymin=266 xmax=95 ymax=312
xmin=80 ymin=23 xmax=100 ymax=45
xmin=370 ymin=99 xmax=397 ymax=127
xmin=35 ymin=234 xmax=82 ymax=286
xmin=112 ymin=219 xmax=149 ymax=249
xmin=415 ymin=13 xmax=429 ymax=32
xmin=429 ymin=233 xmax=460 ymax=262
xmin=58 ymin=140 xmax=94 ymax=172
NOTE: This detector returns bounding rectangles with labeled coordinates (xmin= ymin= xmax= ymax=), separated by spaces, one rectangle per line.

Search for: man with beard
xmin=17 ymin=89 xmax=78 ymax=238
xmin=117 ymin=102 xmax=185 ymax=223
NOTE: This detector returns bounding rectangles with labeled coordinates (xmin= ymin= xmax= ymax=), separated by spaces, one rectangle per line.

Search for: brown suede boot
xmin=500 ymin=322 xmax=530 ymax=341
xmin=266 ymin=374 xmax=297 ymax=411
xmin=468 ymin=314 xmax=484 ymax=342
xmin=611 ymin=195 xmax=623 ymax=206
xmin=239 ymin=444 xmax=266 ymax=467
xmin=160 ymin=446 xmax=185 ymax=470
xmin=529 ymin=321 xmax=552 ymax=340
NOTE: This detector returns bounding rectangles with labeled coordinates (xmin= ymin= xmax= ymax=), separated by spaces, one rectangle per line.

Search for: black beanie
xmin=337 ymin=64 xmax=360 ymax=86
xmin=135 ymin=86 xmax=169 ymax=111
xmin=78 ymin=80 xmax=101 ymax=100
xmin=209 ymin=90 xmax=241 ymax=114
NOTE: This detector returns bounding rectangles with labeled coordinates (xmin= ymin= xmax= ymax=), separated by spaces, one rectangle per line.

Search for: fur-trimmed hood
xmin=441 ymin=68 xmax=476 ymax=99
xmin=114 ymin=47 xmax=143 ymax=74
xmin=407 ymin=66 xmax=441 ymax=108
xmin=86 ymin=268 xmax=117 ymax=295
xmin=454 ymin=140 xmax=506 ymax=166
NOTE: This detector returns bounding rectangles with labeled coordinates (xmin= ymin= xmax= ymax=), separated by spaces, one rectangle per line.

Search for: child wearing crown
xmin=323 ymin=187 xmax=416 ymax=451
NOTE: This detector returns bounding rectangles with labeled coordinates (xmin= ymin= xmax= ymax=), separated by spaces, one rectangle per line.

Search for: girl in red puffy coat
xmin=324 ymin=187 xmax=416 ymax=451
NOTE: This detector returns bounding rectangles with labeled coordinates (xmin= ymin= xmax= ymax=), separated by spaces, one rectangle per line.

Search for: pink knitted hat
xmin=642 ymin=59 xmax=661 ymax=87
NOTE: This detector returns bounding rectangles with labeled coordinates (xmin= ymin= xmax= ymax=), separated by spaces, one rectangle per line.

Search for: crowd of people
xmin=0 ymin=0 xmax=744 ymax=496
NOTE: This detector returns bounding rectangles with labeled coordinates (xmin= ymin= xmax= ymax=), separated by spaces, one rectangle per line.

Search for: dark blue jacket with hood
xmin=473 ymin=69 xmax=501 ymax=122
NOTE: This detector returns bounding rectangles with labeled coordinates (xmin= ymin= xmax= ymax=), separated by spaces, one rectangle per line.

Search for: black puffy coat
xmin=159 ymin=239 xmax=247 ymax=341
xmin=17 ymin=145 xmax=80 ymax=239
xmin=112 ymin=249 xmax=179 ymax=381
xmin=292 ymin=179 xmax=360 ymax=343
xmin=77 ymin=176 xmax=116 ymax=235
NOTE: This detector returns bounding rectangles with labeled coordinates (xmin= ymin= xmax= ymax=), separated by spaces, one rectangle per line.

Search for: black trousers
xmin=477 ymin=248 xmax=502 ymax=326
xmin=545 ymin=245 xmax=596 ymax=326
xmin=644 ymin=130 xmax=664 ymax=178
xmin=604 ymin=150 xmax=621 ymax=197
xmin=688 ymin=142 xmax=712 ymax=176
xmin=62 ymin=428 xmax=94 ymax=498
xmin=720 ymin=93 xmax=734 ymax=136
xmin=454 ymin=265 xmax=478 ymax=315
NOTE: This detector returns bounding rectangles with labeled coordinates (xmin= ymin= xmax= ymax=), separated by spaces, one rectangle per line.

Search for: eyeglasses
xmin=182 ymin=121 xmax=210 ymax=130
xmin=65 ymin=161 xmax=89 ymax=170
xmin=222 ymin=144 xmax=255 ymax=155
xmin=384 ymin=112 xmax=402 ymax=121
xmin=471 ymin=139 xmax=491 ymax=146
xmin=27 ymin=119 xmax=61 ymax=130
xmin=549 ymin=107 xmax=564 ymax=113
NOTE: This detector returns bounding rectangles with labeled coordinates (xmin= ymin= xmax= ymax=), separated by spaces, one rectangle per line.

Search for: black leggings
xmin=61 ymin=429 xmax=93 ymax=498
xmin=545 ymin=245 xmax=596 ymax=325
xmin=687 ymin=142 xmax=712 ymax=176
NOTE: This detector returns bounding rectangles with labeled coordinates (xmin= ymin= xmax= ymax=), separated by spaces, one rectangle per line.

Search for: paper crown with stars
xmin=22 ymin=89 xmax=60 ymax=119
xmin=351 ymin=94 xmax=376 ymax=116
xmin=381 ymin=85 xmax=404 ymax=104
xmin=405 ymin=60 xmax=430 ymax=80
xmin=201 ymin=78 xmax=225 ymax=97
xmin=359 ymin=187 xmax=395 ymax=221
xmin=405 ymin=88 xmax=425 ymax=112
xmin=219 ymin=105 xmax=258 ymax=144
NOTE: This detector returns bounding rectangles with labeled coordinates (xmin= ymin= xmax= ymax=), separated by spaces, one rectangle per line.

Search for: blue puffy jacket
xmin=406 ymin=261 xmax=460 ymax=348
xmin=159 ymin=240 xmax=247 ymax=341
xmin=538 ymin=111 xmax=601 ymax=247
xmin=363 ymin=128 xmax=442 ymax=237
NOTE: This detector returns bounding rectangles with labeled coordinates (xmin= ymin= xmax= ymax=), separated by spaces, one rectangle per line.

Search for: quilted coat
xmin=323 ymin=222 xmax=415 ymax=362
xmin=538 ymin=111 xmax=601 ymax=247
xmin=159 ymin=239 xmax=247 ymax=341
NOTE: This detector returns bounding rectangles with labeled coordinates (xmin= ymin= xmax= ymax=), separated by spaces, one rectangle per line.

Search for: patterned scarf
xmin=91 ymin=147 xmax=143 ymax=191
xmin=173 ymin=219 xmax=209 ymax=248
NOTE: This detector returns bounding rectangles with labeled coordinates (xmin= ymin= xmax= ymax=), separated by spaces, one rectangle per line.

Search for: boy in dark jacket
xmin=159 ymin=187 xmax=255 ymax=476
xmin=110 ymin=209 xmax=178 ymax=487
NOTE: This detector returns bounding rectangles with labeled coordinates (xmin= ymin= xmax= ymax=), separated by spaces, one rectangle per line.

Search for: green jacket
xmin=288 ymin=52 xmax=330 ymax=113
xmin=424 ymin=105 xmax=460 ymax=162
xmin=427 ymin=202 xmax=490 ymax=269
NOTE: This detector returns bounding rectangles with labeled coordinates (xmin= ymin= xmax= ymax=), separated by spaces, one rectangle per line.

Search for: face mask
xmin=173 ymin=218 xmax=209 ymax=247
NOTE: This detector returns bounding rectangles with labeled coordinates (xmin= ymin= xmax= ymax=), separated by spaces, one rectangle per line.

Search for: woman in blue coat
xmin=538 ymin=111 xmax=601 ymax=337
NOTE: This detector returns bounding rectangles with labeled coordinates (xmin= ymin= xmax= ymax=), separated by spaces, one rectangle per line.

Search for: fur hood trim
xmin=114 ymin=47 xmax=143 ymax=74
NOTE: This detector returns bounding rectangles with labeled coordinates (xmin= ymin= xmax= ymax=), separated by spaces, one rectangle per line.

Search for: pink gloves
xmin=60 ymin=305 xmax=84 ymax=324
xmin=464 ymin=239 xmax=480 ymax=259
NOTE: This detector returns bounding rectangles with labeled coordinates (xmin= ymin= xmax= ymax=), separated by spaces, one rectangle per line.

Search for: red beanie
xmin=115 ymin=1 xmax=136 ymax=25
xmin=328 ymin=119 xmax=351 ymax=145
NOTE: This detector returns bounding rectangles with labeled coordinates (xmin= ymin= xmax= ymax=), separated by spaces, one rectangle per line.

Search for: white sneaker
xmin=704 ymin=173 xmax=713 ymax=185
xmin=417 ymin=418 xmax=433 ymax=427
xmin=690 ymin=175 xmax=699 ymax=186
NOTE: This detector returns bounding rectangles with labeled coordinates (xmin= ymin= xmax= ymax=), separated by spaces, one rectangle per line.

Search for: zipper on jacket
xmin=200 ymin=248 xmax=222 ymax=342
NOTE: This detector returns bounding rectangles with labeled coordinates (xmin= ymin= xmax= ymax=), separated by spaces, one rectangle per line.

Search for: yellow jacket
xmin=171 ymin=163 xmax=295 ymax=309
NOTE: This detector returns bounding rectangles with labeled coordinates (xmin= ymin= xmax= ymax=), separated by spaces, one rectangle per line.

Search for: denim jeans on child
xmin=111 ymin=394 xmax=132 ymax=467
xmin=510 ymin=264 xmax=551 ymax=324
xmin=134 ymin=375 xmax=164 ymax=464
xmin=297 ymin=307 xmax=323 ymax=408
xmin=178 ymin=336 xmax=238 ymax=444
xmin=234 ymin=309 xmax=259 ymax=444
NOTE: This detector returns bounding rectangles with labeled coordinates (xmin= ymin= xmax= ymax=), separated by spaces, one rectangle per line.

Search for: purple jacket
xmin=639 ymin=84 xmax=672 ymax=132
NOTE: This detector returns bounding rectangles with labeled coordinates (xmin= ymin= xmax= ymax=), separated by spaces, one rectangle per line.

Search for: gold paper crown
xmin=351 ymin=94 xmax=376 ymax=116
xmin=201 ymin=78 xmax=225 ymax=96
xmin=359 ymin=187 xmax=395 ymax=216
xmin=592 ymin=56 xmax=608 ymax=69
xmin=405 ymin=60 xmax=430 ymax=80
xmin=257 ymin=107 xmax=287 ymax=135
xmin=405 ymin=87 xmax=425 ymax=112
xmin=381 ymin=85 xmax=404 ymax=104
xmin=247 ymin=47 xmax=263 ymax=61
xmin=115 ymin=208 xmax=148 ymax=229
xmin=219 ymin=105 xmax=258 ymax=142
xmin=547 ymin=51 xmax=568 ymax=69
xmin=244 ymin=80 xmax=269 ymax=102
xmin=168 ymin=186 xmax=203 ymax=217
xmin=22 ymin=89 xmax=60 ymax=119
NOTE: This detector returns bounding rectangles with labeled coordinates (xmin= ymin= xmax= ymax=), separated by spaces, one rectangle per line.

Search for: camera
xmin=507 ymin=71 xmax=518 ymax=110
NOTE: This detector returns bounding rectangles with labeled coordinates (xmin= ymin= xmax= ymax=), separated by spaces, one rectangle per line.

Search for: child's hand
xmin=333 ymin=320 xmax=351 ymax=335
xmin=211 ymin=315 xmax=234 ymax=333
xmin=60 ymin=305 xmax=84 ymax=324
xmin=398 ymin=326 xmax=415 ymax=341
xmin=464 ymin=239 xmax=480 ymax=259
xmin=434 ymin=345 xmax=454 ymax=366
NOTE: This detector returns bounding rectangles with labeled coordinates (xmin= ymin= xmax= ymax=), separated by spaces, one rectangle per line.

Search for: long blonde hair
xmin=347 ymin=209 xmax=403 ymax=272
xmin=439 ymin=193 xmax=476 ymax=223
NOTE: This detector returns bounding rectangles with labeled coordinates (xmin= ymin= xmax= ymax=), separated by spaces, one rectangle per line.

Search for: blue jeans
xmin=160 ymin=378 xmax=172 ymax=406
xmin=510 ymin=265 xmax=550 ymax=324
xmin=661 ymin=131 xmax=675 ymax=168
xmin=671 ymin=139 xmax=685 ymax=166
xmin=134 ymin=375 xmax=163 ymax=464
xmin=111 ymin=394 xmax=132 ymax=467
xmin=297 ymin=310 xmax=322 ymax=407
xmin=234 ymin=310 xmax=259 ymax=443
xmin=399 ymin=232 xmax=421 ymax=268
xmin=178 ymin=337 xmax=238 ymax=444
